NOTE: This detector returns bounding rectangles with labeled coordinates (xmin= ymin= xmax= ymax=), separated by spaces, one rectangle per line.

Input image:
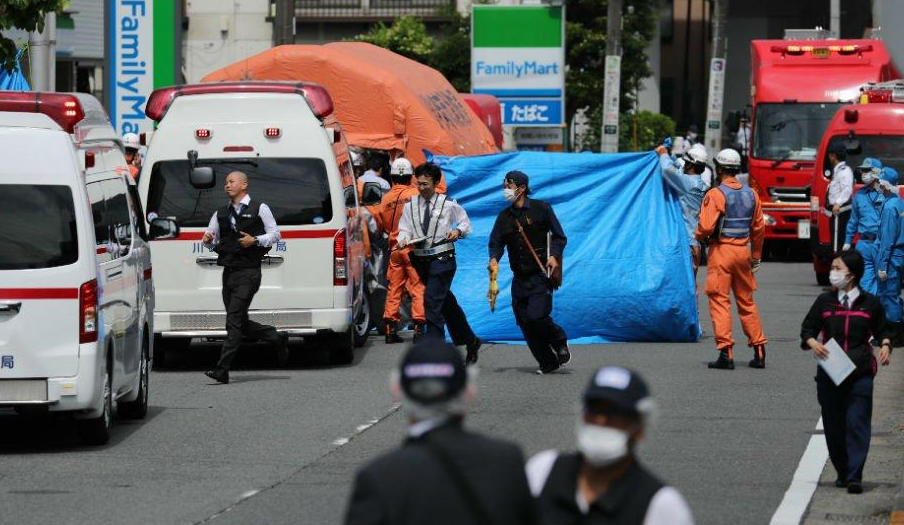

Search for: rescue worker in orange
xmin=122 ymin=132 xmax=141 ymax=180
xmin=696 ymin=148 xmax=768 ymax=370
xmin=374 ymin=157 xmax=426 ymax=343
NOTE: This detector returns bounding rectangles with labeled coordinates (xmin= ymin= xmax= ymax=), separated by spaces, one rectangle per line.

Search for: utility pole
xmin=28 ymin=11 xmax=57 ymax=91
xmin=600 ymin=0 xmax=622 ymax=153
xmin=830 ymin=0 xmax=840 ymax=38
xmin=704 ymin=0 xmax=728 ymax=155
xmin=274 ymin=0 xmax=295 ymax=46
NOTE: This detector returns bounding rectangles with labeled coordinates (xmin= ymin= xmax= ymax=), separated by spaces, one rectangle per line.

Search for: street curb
xmin=893 ymin=462 xmax=904 ymax=525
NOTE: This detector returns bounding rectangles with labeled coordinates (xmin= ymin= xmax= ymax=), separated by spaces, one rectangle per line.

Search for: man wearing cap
xmin=345 ymin=341 xmax=538 ymax=525
xmin=826 ymin=145 xmax=854 ymax=253
xmin=876 ymin=167 xmax=904 ymax=344
xmin=489 ymin=170 xmax=569 ymax=374
xmin=526 ymin=366 xmax=694 ymax=525
xmin=844 ymin=157 xmax=886 ymax=294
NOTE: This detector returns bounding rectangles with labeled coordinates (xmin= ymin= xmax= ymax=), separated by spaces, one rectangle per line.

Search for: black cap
xmin=504 ymin=170 xmax=529 ymax=187
xmin=688 ymin=124 xmax=699 ymax=133
xmin=583 ymin=367 xmax=651 ymax=415
xmin=399 ymin=341 xmax=467 ymax=404
xmin=829 ymin=144 xmax=847 ymax=158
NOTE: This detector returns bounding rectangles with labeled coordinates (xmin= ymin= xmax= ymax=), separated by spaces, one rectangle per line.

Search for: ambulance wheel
xmin=78 ymin=354 xmax=112 ymax=446
xmin=328 ymin=328 xmax=355 ymax=365
xmin=354 ymin=292 xmax=371 ymax=348
xmin=118 ymin=337 xmax=149 ymax=420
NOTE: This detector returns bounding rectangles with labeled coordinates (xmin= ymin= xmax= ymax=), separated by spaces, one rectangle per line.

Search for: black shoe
xmin=413 ymin=323 xmax=425 ymax=343
xmin=555 ymin=345 xmax=571 ymax=366
xmin=749 ymin=344 xmax=766 ymax=369
xmin=275 ymin=333 xmax=289 ymax=367
xmin=536 ymin=363 xmax=560 ymax=375
xmin=708 ymin=350 xmax=735 ymax=370
xmin=835 ymin=478 xmax=846 ymax=488
xmin=465 ymin=337 xmax=482 ymax=365
xmin=385 ymin=321 xmax=403 ymax=344
xmin=205 ymin=369 xmax=229 ymax=384
xmin=847 ymin=481 xmax=863 ymax=494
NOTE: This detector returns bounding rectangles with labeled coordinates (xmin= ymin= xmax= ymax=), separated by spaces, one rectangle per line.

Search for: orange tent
xmin=202 ymin=43 xmax=498 ymax=165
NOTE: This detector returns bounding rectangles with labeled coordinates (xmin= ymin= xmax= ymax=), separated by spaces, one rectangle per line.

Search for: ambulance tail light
xmin=146 ymin=82 xmax=335 ymax=122
xmin=0 ymin=92 xmax=86 ymax=133
xmin=844 ymin=109 xmax=859 ymax=123
xmin=334 ymin=229 xmax=348 ymax=286
xmin=196 ymin=128 xmax=212 ymax=139
xmin=79 ymin=279 xmax=98 ymax=344
xmin=264 ymin=127 xmax=281 ymax=138
xmin=84 ymin=151 xmax=96 ymax=169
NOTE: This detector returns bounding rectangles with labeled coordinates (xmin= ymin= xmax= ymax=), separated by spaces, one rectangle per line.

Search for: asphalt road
xmin=0 ymin=262 xmax=829 ymax=525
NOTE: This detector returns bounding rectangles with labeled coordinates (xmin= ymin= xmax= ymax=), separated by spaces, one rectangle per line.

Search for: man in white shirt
xmin=526 ymin=367 xmax=695 ymax=525
xmin=826 ymin=145 xmax=855 ymax=253
xmin=200 ymin=171 xmax=287 ymax=383
xmin=359 ymin=154 xmax=391 ymax=191
xmin=397 ymin=163 xmax=481 ymax=360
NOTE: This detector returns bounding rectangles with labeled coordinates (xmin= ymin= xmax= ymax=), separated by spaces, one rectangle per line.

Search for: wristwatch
xmin=253 ymin=238 xmax=260 ymax=247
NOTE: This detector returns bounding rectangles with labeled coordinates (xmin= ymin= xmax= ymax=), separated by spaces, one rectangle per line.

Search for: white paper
xmin=816 ymin=338 xmax=857 ymax=386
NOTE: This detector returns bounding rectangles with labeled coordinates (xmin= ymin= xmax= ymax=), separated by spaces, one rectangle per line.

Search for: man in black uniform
xmin=488 ymin=170 xmax=569 ymax=374
xmin=345 ymin=340 xmax=538 ymax=525
xmin=202 ymin=171 xmax=288 ymax=384
xmin=526 ymin=367 xmax=695 ymax=524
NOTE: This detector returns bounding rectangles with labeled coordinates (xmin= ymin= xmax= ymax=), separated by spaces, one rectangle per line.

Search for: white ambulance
xmin=138 ymin=82 xmax=370 ymax=366
xmin=0 ymin=92 xmax=172 ymax=445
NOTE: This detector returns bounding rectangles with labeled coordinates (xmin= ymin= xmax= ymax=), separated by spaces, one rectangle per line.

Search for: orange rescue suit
xmin=374 ymin=184 xmax=425 ymax=324
xmin=695 ymin=177 xmax=768 ymax=353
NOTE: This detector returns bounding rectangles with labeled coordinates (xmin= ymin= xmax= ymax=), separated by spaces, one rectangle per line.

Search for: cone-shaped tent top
xmin=202 ymin=43 xmax=498 ymax=164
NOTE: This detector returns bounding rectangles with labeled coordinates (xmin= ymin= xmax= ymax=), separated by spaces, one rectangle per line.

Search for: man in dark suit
xmin=345 ymin=340 xmax=538 ymax=525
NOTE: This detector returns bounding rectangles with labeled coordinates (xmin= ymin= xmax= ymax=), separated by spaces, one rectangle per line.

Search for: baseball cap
xmin=583 ymin=366 xmax=652 ymax=416
xmin=399 ymin=341 xmax=467 ymax=404
xmin=504 ymin=170 xmax=529 ymax=187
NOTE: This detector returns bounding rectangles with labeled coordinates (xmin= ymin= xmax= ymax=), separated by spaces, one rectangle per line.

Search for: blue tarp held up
xmin=431 ymin=150 xmax=700 ymax=344
xmin=0 ymin=49 xmax=31 ymax=91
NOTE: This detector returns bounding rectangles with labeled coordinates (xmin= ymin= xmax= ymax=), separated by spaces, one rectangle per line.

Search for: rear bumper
xmin=154 ymin=307 xmax=353 ymax=337
xmin=762 ymin=208 xmax=809 ymax=240
xmin=0 ymin=343 xmax=102 ymax=412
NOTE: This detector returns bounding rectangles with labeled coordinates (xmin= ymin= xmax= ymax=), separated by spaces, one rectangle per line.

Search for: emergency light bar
xmin=145 ymin=82 xmax=335 ymax=122
xmin=770 ymin=44 xmax=872 ymax=56
xmin=860 ymin=81 xmax=904 ymax=104
xmin=0 ymin=91 xmax=108 ymax=133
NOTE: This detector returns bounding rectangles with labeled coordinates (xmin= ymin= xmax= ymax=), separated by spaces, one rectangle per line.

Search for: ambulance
xmin=137 ymin=82 xmax=370 ymax=366
xmin=0 ymin=92 xmax=167 ymax=444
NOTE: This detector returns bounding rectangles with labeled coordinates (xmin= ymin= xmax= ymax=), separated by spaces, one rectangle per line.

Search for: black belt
xmin=412 ymin=252 xmax=455 ymax=262
xmin=860 ymin=233 xmax=877 ymax=242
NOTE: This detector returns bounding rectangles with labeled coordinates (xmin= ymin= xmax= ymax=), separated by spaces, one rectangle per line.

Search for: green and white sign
xmin=471 ymin=5 xmax=565 ymax=126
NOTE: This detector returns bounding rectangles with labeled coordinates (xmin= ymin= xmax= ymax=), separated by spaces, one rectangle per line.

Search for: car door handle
xmin=0 ymin=301 xmax=22 ymax=313
xmin=196 ymin=255 xmax=220 ymax=266
xmin=262 ymin=255 xmax=284 ymax=266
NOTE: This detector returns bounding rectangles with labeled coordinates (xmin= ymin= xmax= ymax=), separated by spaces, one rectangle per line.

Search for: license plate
xmin=798 ymin=220 xmax=811 ymax=239
xmin=811 ymin=48 xmax=830 ymax=59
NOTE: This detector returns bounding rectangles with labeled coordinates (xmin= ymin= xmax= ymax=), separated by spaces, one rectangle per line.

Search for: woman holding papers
xmin=800 ymin=249 xmax=892 ymax=494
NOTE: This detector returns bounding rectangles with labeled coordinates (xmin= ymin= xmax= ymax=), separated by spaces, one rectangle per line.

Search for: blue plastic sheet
xmin=430 ymin=150 xmax=700 ymax=344
xmin=0 ymin=49 xmax=31 ymax=91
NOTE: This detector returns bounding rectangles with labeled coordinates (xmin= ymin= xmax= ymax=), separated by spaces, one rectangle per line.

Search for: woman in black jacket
xmin=800 ymin=250 xmax=892 ymax=494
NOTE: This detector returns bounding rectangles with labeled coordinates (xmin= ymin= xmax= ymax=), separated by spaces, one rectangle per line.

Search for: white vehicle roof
xmin=0 ymin=111 xmax=64 ymax=131
xmin=0 ymin=124 xmax=79 ymax=184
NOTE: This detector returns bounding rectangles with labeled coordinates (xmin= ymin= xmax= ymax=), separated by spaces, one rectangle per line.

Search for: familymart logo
xmin=475 ymin=60 xmax=561 ymax=78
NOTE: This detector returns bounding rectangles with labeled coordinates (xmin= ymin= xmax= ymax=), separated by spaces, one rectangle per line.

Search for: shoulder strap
xmin=246 ymin=200 xmax=262 ymax=215
xmin=421 ymin=439 xmax=495 ymax=525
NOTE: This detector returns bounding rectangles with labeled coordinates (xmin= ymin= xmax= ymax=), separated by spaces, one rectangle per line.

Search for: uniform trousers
xmin=817 ymin=372 xmax=873 ymax=483
xmin=383 ymin=248 xmax=425 ymax=323
xmin=705 ymin=243 xmax=767 ymax=351
xmin=878 ymin=253 xmax=904 ymax=323
xmin=828 ymin=209 xmax=851 ymax=254
xmin=411 ymin=255 xmax=476 ymax=344
xmin=216 ymin=267 xmax=280 ymax=372
xmin=856 ymin=239 xmax=880 ymax=295
xmin=511 ymin=272 xmax=567 ymax=369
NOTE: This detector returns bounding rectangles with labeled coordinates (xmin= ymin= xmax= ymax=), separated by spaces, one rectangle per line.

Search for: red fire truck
xmin=749 ymin=38 xmax=898 ymax=254
xmin=809 ymin=81 xmax=904 ymax=284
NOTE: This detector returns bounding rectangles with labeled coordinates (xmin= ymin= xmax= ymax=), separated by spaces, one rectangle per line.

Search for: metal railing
xmin=296 ymin=0 xmax=457 ymax=20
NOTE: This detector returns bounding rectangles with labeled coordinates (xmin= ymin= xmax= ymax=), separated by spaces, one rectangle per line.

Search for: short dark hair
xmin=829 ymin=146 xmax=847 ymax=161
xmin=414 ymin=162 xmax=442 ymax=184
xmin=366 ymin=154 xmax=385 ymax=173
xmin=836 ymin=249 xmax=865 ymax=285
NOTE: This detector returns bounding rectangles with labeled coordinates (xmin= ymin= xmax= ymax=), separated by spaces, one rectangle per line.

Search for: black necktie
xmin=422 ymin=198 xmax=431 ymax=234
xmin=842 ymin=294 xmax=849 ymax=310
xmin=231 ymin=203 xmax=246 ymax=231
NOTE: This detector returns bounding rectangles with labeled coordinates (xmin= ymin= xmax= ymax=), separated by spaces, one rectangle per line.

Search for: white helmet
xmin=390 ymin=157 xmax=414 ymax=177
xmin=715 ymin=148 xmax=742 ymax=171
xmin=349 ymin=149 xmax=364 ymax=168
xmin=122 ymin=132 xmax=140 ymax=150
xmin=683 ymin=143 xmax=709 ymax=165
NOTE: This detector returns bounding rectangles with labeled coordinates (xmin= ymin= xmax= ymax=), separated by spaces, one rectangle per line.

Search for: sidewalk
xmin=803 ymin=358 xmax=904 ymax=525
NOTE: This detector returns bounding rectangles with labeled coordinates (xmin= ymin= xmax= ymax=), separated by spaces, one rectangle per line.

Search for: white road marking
xmin=769 ymin=418 xmax=828 ymax=525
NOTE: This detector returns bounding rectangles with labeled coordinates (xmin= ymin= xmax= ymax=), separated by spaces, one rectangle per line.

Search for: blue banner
xmin=431 ymin=150 xmax=700 ymax=344
xmin=499 ymin=98 xmax=563 ymax=126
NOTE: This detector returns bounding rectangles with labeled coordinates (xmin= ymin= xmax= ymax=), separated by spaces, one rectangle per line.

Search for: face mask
xmin=829 ymin=270 xmax=850 ymax=289
xmin=575 ymin=420 xmax=630 ymax=467
xmin=862 ymin=172 xmax=876 ymax=185
xmin=503 ymin=188 xmax=519 ymax=203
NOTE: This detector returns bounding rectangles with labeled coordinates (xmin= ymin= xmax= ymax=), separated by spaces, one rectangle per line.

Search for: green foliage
xmin=355 ymin=16 xmax=435 ymax=66
xmin=0 ymin=0 xmax=65 ymax=73
xmin=580 ymin=107 xmax=676 ymax=152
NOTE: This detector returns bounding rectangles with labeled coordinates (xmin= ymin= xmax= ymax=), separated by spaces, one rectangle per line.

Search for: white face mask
xmin=503 ymin=188 xmax=519 ymax=203
xmin=862 ymin=172 xmax=876 ymax=185
xmin=575 ymin=420 xmax=630 ymax=467
xmin=829 ymin=270 xmax=850 ymax=289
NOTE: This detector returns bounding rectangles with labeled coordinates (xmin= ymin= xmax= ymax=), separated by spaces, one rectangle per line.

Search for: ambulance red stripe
xmin=0 ymin=288 xmax=79 ymax=299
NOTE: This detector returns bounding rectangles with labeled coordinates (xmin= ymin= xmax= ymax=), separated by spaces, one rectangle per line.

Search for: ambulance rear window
xmin=0 ymin=185 xmax=79 ymax=270
xmin=146 ymin=158 xmax=333 ymax=227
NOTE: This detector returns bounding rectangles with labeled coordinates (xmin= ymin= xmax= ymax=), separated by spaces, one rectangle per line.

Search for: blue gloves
xmin=662 ymin=137 xmax=673 ymax=149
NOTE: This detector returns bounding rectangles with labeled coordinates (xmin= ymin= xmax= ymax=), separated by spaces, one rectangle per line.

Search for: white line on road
xmin=769 ymin=418 xmax=828 ymax=525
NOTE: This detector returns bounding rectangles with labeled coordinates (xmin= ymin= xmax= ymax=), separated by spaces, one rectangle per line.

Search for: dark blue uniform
xmin=489 ymin=198 xmax=568 ymax=371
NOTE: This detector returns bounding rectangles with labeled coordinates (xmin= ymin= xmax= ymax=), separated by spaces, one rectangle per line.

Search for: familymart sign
xmin=471 ymin=5 xmax=565 ymax=127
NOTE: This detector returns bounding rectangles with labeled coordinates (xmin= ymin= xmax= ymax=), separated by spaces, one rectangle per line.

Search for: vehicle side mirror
xmin=190 ymin=166 xmax=215 ymax=189
xmin=148 ymin=218 xmax=180 ymax=240
xmin=361 ymin=182 xmax=384 ymax=206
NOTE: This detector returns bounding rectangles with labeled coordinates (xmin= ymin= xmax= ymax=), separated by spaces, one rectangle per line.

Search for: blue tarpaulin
xmin=0 ymin=49 xmax=31 ymax=91
xmin=430 ymin=150 xmax=700 ymax=344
